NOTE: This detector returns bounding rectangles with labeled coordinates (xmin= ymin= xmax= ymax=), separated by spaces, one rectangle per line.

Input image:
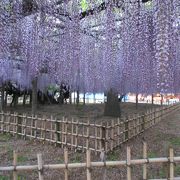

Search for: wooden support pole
xmin=37 ymin=154 xmax=44 ymax=180
xmin=143 ymin=142 xmax=147 ymax=180
xmin=13 ymin=151 xmax=17 ymax=180
xmin=127 ymin=146 xmax=131 ymax=180
xmin=86 ymin=149 xmax=91 ymax=180
xmin=169 ymin=148 xmax=174 ymax=180
xmin=64 ymin=148 xmax=68 ymax=180
xmin=100 ymin=150 xmax=106 ymax=180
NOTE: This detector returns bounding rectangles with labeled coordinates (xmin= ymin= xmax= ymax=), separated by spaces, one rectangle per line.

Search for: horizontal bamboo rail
xmin=0 ymin=143 xmax=180 ymax=180
xmin=0 ymin=103 xmax=179 ymax=153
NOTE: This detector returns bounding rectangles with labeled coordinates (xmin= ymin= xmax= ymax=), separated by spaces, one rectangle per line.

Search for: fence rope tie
xmin=65 ymin=161 xmax=68 ymax=170
xmin=168 ymin=157 xmax=175 ymax=164
xmin=126 ymin=160 xmax=131 ymax=168
xmin=13 ymin=164 xmax=17 ymax=172
xmin=103 ymin=160 xmax=107 ymax=168
xmin=146 ymin=158 xmax=150 ymax=164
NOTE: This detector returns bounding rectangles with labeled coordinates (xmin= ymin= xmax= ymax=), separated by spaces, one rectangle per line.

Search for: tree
xmin=0 ymin=0 xmax=179 ymax=116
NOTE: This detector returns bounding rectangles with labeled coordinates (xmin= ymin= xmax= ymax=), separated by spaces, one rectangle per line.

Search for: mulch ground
xmin=0 ymin=103 xmax=180 ymax=180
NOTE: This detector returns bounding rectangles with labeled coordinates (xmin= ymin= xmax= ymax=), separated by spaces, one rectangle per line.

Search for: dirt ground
xmin=0 ymin=103 xmax=180 ymax=180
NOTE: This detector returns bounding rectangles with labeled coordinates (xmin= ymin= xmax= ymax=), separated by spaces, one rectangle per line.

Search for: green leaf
xmin=81 ymin=0 xmax=88 ymax=11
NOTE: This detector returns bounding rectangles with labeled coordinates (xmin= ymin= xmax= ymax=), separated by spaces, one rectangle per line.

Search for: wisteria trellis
xmin=0 ymin=0 xmax=180 ymax=94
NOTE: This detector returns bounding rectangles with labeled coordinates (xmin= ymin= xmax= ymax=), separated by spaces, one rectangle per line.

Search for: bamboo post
xmin=43 ymin=116 xmax=47 ymax=142
xmin=142 ymin=114 xmax=145 ymax=132
xmin=117 ymin=118 xmax=120 ymax=146
xmin=17 ymin=114 xmax=22 ymax=137
xmin=169 ymin=148 xmax=174 ymax=180
xmin=34 ymin=115 xmax=38 ymax=139
xmin=64 ymin=118 xmax=68 ymax=147
xmin=71 ymin=118 xmax=74 ymax=150
xmin=13 ymin=151 xmax=17 ymax=180
xmin=55 ymin=118 xmax=60 ymax=146
xmin=64 ymin=148 xmax=68 ymax=180
xmin=143 ymin=142 xmax=147 ymax=180
xmin=1 ymin=111 xmax=4 ymax=132
xmin=105 ymin=124 xmax=109 ymax=152
xmin=13 ymin=112 xmax=17 ymax=136
xmin=40 ymin=117 xmax=44 ymax=140
xmin=125 ymin=120 xmax=129 ymax=141
xmin=127 ymin=146 xmax=131 ymax=180
xmin=61 ymin=117 xmax=65 ymax=148
xmin=153 ymin=109 xmax=156 ymax=125
xmin=86 ymin=120 xmax=90 ymax=150
xmin=23 ymin=114 xmax=27 ymax=140
xmin=110 ymin=120 xmax=114 ymax=150
xmin=100 ymin=150 xmax=107 ymax=180
xmin=133 ymin=115 xmax=136 ymax=136
xmin=15 ymin=113 xmax=18 ymax=137
xmin=75 ymin=120 xmax=79 ymax=150
xmin=37 ymin=154 xmax=44 ymax=180
xmin=94 ymin=122 xmax=98 ymax=153
xmin=99 ymin=123 xmax=103 ymax=150
xmin=7 ymin=112 xmax=10 ymax=133
xmin=86 ymin=149 xmax=91 ymax=180
xmin=30 ymin=115 xmax=34 ymax=139
xmin=101 ymin=125 xmax=106 ymax=152
xmin=50 ymin=116 xmax=53 ymax=143
xmin=82 ymin=123 xmax=85 ymax=152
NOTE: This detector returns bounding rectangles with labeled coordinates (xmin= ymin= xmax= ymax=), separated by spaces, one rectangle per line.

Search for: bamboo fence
xmin=0 ymin=103 xmax=179 ymax=153
xmin=0 ymin=143 xmax=180 ymax=180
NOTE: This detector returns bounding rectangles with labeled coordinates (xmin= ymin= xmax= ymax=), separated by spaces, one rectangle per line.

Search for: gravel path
xmin=0 ymin=106 xmax=180 ymax=180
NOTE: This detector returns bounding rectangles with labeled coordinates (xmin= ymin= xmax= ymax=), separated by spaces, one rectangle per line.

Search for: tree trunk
xmin=4 ymin=92 xmax=8 ymax=107
xmin=93 ymin=93 xmax=96 ymax=104
xmin=76 ymin=90 xmax=79 ymax=105
xmin=136 ymin=94 xmax=138 ymax=109
xmin=13 ymin=95 xmax=18 ymax=107
xmin=152 ymin=94 xmax=154 ymax=105
xmin=32 ymin=77 xmax=38 ymax=115
xmin=29 ymin=92 xmax=32 ymax=105
xmin=83 ymin=92 xmax=86 ymax=105
xmin=104 ymin=89 xmax=121 ymax=117
xmin=161 ymin=94 xmax=163 ymax=106
xmin=69 ymin=92 xmax=72 ymax=104
xmin=0 ymin=84 xmax=5 ymax=111
xmin=73 ymin=91 xmax=76 ymax=104
xmin=23 ymin=92 xmax=26 ymax=106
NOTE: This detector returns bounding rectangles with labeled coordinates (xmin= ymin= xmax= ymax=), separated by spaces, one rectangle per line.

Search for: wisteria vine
xmin=0 ymin=0 xmax=179 ymax=94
